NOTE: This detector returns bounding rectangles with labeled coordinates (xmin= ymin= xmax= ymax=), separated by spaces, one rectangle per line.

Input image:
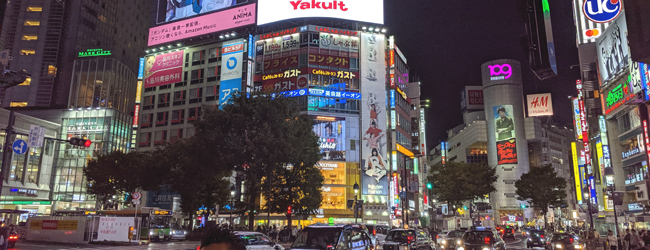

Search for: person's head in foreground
xmin=200 ymin=226 xmax=246 ymax=250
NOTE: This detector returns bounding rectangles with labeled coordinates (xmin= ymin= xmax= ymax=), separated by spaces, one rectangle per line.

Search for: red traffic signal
xmin=69 ymin=137 xmax=92 ymax=147
xmin=287 ymin=206 xmax=292 ymax=215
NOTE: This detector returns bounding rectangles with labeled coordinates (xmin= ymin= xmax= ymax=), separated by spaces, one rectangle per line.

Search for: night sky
xmin=383 ymin=0 xmax=582 ymax=152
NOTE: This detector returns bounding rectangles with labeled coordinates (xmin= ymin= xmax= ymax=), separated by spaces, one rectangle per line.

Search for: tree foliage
xmin=515 ymin=164 xmax=567 ymax=229
xmin=191 ymin=93 xmax=323 ymax=230
xmin=427 ymin=161 xmax=498 ymax=214
xmin=84 ymin=151 xmax=149 ymax=207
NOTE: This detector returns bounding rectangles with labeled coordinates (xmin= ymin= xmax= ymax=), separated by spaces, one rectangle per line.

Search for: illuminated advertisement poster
xmin=219 ymin=42 xmax=244 ymax=107
xmin=156 ymin=0 xmax=249 ymax=24
xmin=526 ymin=93 xmax=553 ymax=116
xmin=596 ymin=11 xmax=629 ymax=86
xmin=263 ymin=33 xmax=300 ymax=54
xmin=148 ymin=4 xmax=256 ymax=46
xmin=573 ymin=98 xmax=582 ymax=140
xmin=143 ymin=50 xmax=184 ymax=88
xmin=361 ymin=33 xmax=388 ymax=196
xmin=603 ymin=81 xmax=636 ymax=115
xmin=312 ymin=117 xmax=346 ymax=161
xmin=572 ymin=142 xmax=582 ymax=203
xmin=257 ymin=0 xmax=384 ymax=26
xmin=619 ymin=133 xmax=645 ymax=160
xmin=135 ymin=81 xmax=143 ymax=103
xmin=641 ymin=63 xmax=650 ymax=101
xmin=571 ymin=0 xmax=611 ymax=45
xmin=138 ymin=58 xmax=145 ymax=79
xmin=494 ymin=105 xmax=517 ymax=165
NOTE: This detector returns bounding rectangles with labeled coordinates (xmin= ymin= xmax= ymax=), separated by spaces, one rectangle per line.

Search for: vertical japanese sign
xmin=573 ymin=98 xmax=582 ymax=140
xmin=138 ymin=57 xmax=145 ymax=79
xmin=219 ymin=42 xmax=244 ymax=107
xmin=577 ymin=80 xmax=592 ymax=176
xmin=143 ymin=50 xmax=184 ymax=88
xmin=572 ymin=142 xmax=582 ymax=203
xmin=361 ymin=32 xmax=388 ymax=196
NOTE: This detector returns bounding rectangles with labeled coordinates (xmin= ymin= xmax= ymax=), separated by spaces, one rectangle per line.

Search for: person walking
xmin=608 ymin=230 xmax=618 ymax=250
xmin=624 ymin=229 xmax=631 ymax=250
xmin=291 ymin=226 xmax=298 ymax=242
xmin=629 ymin=229 xmax=642 ymax=250
xmin=595 ymin=230 xmax=601 ymax=245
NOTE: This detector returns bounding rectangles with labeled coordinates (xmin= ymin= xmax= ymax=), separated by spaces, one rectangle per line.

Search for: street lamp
xmin=230 ymin=185 xmax=236 ymax=229
xmin=353 ymin=183 xmax=360 ymax=224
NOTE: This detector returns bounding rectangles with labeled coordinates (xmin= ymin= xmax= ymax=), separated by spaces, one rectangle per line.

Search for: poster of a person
xmin=364 ymin=148 xmax=387 ymax=183
xmin=494 ymin=105 xmax=515 ymax=141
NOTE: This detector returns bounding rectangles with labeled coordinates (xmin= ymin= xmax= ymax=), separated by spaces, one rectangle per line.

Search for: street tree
xmin=515 ymin=164 xmax=567 ymax=229
xmin=84 ymin=151 xmax=150 ymax=208
xmin=427 ymin=161 xmax=498 ymax=218
xmin=193 ymin=93 xmax=322 ymax=230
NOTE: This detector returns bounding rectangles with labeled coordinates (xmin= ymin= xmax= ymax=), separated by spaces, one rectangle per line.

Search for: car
xmin=526 ymin=230 xmax=547 ymax=248
xmin=502 ymin=227 xmax=516 ymax=240
xmin=364 ymin=224 xmax=390 ymax=243
xmin=440 ymin=230 xmax=466 ymax=249
xmin=235 ymin=231 xmax=285 ymax=250
xmin=457 ymin=227 xmax=506 ymax=250
xmin=170 ymin=227 xmax=187 ymax=240
xmin=291 ymin=224 xmax=375 ymax=250
xmin=380 ymin=229 xmax=434 ymax=250
xmin=7 ymin=231 xmax=18 ymax=248
xmin=544 ymin=232 xmax=584 ymax=250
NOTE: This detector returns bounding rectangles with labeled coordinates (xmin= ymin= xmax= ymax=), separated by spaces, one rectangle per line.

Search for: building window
xmin=19 ymin=76 xmax=31 ymax=86
xmin=206 ymin=86 xmax=218 ymax=101
xmin=140 ymin=113 xmax=152 ymax=128
xmin=143 ymin=95 xmax=155 ymax=110
xmin=191 ymin=69 xmax=203 ymax=80
xmin=189 ymin=88 xmax=202 ymax=103
xmin=26 ymin=147 xmax=42 ymax=184
xmin=139 ymin=132 xmax=151 ymax=147
xmin=192 ymin=50 xmax=205 ymax=62
xmin=157 ymin=93 xmax=170 ymax=108
xmin=156 ymin=112 xmax=168 ymax=126
xmin=10 ymin=102 xmax=28 ymax=107
xmin=209 ymin=48 xmax=218 ymax=58
xmin=47 ymin=65 xmax=57 ymax=76
xmin=188 ymin=107 xmax=201 ymax=122
xmin=22 ymin=35 xmax=38 ymax=41
xmin=173 ymin=90 xmax=185 ymax=105
xmin=207 ymin=66 xmax=217 ymax=77
xmin=20 ymin=50 xmax=36 ymax=55
xmin=26 ymin=6 xmax=43 ymax=12
xmin=171 ymin=109 xmax=184 ymax=125
xmin=24 ymin=20 xmax=40 ymax=26
xmin=170 ymin=129 xmax=183 ymax=142
xmin=154 ymin=131 xmax=167 ymax=145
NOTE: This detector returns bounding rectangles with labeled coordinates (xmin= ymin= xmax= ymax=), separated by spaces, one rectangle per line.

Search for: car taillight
xmin=436 ymin=235 xmax=439 ymax=239
xmin=373 ymin=229 xmax=376 ymax=236
xmin=570 ymin=238 xmax=574 ymax=244
xmin=541 ymin=235 xmax=545 ymax=238
xmin=408 ymin=236 xmax=414 ymax=243
xmin=484 ymin=237 xmax=491 ymax=244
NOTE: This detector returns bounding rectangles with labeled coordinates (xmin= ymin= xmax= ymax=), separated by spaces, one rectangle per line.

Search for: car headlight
xmin=574 ymin=244 xmax=583 ymax=249
xmin=457 ymin=240 xmax=462 ymax=245
xmin=441 ymin=246 xmax=445 ymax=249
xmin=528 ymin=238 xmax=532 ymax=241
xmin=483 ymin=248 xmax=490 ymax=250
xmin=556 ymin=244 xmax=563 ymax=249
xmin=442 ymin=240 xmax=447 ymax=244
xmin=458 ymin=247 xmax=464 ymax=250
xmin=150 ymin=231 xmax=154 ymax=235
xmin=376 ymin=245 xmax=383 ymax=250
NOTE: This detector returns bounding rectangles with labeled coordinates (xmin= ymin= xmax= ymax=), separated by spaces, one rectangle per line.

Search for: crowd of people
xmin=255 ymin=225 xmax=300 ymax=243
xmin=604 ymin=228 xmax=650 ymax=250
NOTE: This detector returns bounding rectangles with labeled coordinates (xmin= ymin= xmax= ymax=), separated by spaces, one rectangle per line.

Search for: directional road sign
xmin=12 ymin=140 xmax=27 ymax=155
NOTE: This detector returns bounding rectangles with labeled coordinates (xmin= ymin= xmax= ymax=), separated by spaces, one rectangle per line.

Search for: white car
xmin=235 ymin=231 xmax=285 ymax=250
xmin=170 ymin=228 xmax=187 ymax=240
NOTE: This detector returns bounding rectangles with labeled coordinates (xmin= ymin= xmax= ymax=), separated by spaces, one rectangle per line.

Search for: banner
xmin=596 ymin=11 xmax=629 ymax=86
xmin=156 ymin=0 xmax=249 ymax=24
xmin=143 ymin=50 xmax=184 ymax=88
xmin=361 ymin=33 xmax=388 ymax=196
xmin=219 ymin=42 xmax=244 ymax=107
xmin=97 ymin=217 xmax=135 ymax=242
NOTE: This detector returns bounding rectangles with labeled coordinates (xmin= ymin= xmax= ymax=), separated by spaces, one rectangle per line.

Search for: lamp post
xmin=230 ymin=185 xmax=236 ymax=229
xmin=353 ymin=183 xmax=360 ymax=224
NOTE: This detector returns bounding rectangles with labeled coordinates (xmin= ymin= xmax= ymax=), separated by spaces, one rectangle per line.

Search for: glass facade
xmin=52 ymin=109 xmax=133 ymax=210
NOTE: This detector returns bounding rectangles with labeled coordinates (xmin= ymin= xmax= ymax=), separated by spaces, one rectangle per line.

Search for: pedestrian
xmin=608 ymin=230 xmax=619 ymax=250
xmin=256 ymin=226 xmax=262 ymax=232
xmin=291 ymin=226 xmax=298 ymax=242
xmin=630 ymin=229 xmax=642 ymax=250
xmin=596 ymin=230 xmax=601 ymax=244
xmin=624 ymin=229 xmax=631 ymax=250
xmin=642 ymin=230 xmax=650 ymax=247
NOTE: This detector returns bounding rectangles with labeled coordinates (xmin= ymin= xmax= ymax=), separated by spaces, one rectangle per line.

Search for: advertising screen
xmin=143 ymin=50 xmax=184 ymax=88
xmin=317 ymin=161 xmax=345 ymax=185
xmin=603 ymin=81 xmax=635 ymax=115
xmin=361 ymin=32 xmax=388 ymax=196
xmin=494 ymin=105 xmax=517 ymax=165
xmin=219 ymin=42 xmax=244 ymax=107
xmin=573 ymin=98 xmax=583 ymax=140
xmin=148 ymin=3 xmax=256 ymax=46
xmin=156 ymin=0 xmax=249 ymax=24
xmin=572 ymin=142 xmax=582 ymax=203
xmin=527 ymin=93 xmax=553 ymax=116
xmin=596 ymin=11 xmax=629 ymax=86
xmin=97 ymin=217 xmax=135 ymax=242
xmin=312 ymin=117 xmax=346 ymax=161
xmin=257 ymin=0 xmax=384 ymax=26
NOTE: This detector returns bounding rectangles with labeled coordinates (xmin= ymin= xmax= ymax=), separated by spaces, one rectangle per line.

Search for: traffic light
xmin=426 ymin=183 xmax=433 ymax=189
xmin=287 ymin=206 xmax=292 ymax=215
xmin=521 ymin=204 xmax=526 ymax=209
xmin=463 ymin=206 xmax=468 ymax=210
xmin=69 ymin=137 xmax=92 ymax=147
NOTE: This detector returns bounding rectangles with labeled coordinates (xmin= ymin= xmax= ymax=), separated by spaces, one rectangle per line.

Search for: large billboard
xmin=494 ymin=105 xmax=517 ymax=165
xmin=257 ymin=0 xmax=384 ymax=26
xmin=219 ymin=42 xmax=244 ymax=106
xmin=573 ymin=98 xmax=583 ymax=140
xmin=156 ymin=0 xmax=249 ymax=24
xmin=143 ymin=50 xmax=184 ymax=88
xmin=361 ymin=33 xmax=388 ymax=196
xmin=572 ymin=0 xmax=614 ymax=45
xmin=526 ymin=93 xmax=553 ymax=116
xmin=312 ymin=117 xmax=346 ymax=161
xmin=596 ymin=11 xmax=629 ymax=86
xmin=148 ymin=3 xmax=256 ymax=46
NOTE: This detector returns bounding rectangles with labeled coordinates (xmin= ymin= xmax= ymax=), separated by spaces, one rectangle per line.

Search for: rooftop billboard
xmin=148 ymin=3 xmax=256 ymax=46
xmin=156 ymin=0 xmax=249 ymax=24
xmin=258 ymin=0 xmax=384 ymax=26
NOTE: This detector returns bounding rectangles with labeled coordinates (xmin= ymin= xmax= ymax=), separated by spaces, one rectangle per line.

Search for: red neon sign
xmin=497 ymin=140 xmax=518 ymax=164
xmin=260 ymin=27 xmax=299 ymax=40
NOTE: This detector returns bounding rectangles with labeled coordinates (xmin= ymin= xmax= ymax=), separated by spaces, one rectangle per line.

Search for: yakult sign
xmin=258 ymin=0 xmax=384 ymax=26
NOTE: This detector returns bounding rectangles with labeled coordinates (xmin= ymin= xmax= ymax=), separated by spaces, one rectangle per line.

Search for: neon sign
xmin=488 ymin=64 xmax=512 ymax=80
xmin=78 ymin=49 xmax=111 ymax=57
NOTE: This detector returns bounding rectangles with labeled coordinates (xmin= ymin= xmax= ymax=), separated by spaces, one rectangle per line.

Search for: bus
xmin=99 ymin=208 xmax=186 ymax=241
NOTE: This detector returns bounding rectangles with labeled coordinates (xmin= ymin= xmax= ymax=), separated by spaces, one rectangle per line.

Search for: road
xmin=504 ymin=235 xmax=526 ymax=250
xmin=10 ymin=241 xmax=200 ymax=250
